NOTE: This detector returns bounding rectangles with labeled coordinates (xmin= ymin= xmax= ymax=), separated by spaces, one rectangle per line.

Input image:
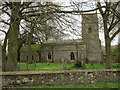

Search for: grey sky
xmin=0 ymin=0 xmax=119 ymax=46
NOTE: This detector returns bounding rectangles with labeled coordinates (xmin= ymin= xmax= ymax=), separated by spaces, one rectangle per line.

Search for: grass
xmin=16 ymin=82 xmax=120 ymax=88
xmin=18 ymin=62 xmax=73 ymax=71
xmin=18 ymin=62 xmax=120 ymax=71
xmin=8 ymin=63 xmax=120 ymax=89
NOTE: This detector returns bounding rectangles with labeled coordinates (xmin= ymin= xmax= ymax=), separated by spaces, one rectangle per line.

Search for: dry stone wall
xmin=2 ymin=69 xmax=120 ymax=87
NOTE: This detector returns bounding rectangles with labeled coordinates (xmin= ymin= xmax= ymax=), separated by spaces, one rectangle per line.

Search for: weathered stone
xmin=1 ymin=69 xmax=120 ymax=87
xmin=16 ymin=80 xmax=21 ymax=84
xmin=22 ymin=78 xmax=29 ymax=83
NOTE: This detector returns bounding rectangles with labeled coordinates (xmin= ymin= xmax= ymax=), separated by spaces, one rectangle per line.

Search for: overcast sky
xmin=0 ymin=0 xmax=119 ymax=46
xmin=53 ymin=0 xmax=119 ymax=46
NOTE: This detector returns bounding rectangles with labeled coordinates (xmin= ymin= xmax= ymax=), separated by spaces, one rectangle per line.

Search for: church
xmin=20 ymin=13 xmax=102 ymax=64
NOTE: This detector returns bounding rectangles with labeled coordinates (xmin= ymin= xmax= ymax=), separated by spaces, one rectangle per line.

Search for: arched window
xmin=88 ymin=27 xmax=92 ymax=33
xmin=70 ymin=52 xmax=75 ymax=60
xmin=48 ymin=52 xmax=52 ymax=59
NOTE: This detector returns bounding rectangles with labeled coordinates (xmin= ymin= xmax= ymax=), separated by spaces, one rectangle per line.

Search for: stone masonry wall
xmin=82 ymin=13 xmax=102 ymax=63
xmin=2 ymin=69 xmax=120 ymax=87
xmin=40 ymin=43 xmax=86 ymax=63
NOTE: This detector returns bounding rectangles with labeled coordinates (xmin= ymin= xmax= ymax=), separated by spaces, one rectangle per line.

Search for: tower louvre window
xmin=88 ymin=27 xmax=92 ymax=33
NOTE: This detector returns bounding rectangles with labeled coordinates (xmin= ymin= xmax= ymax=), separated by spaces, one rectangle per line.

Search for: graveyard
xmin=0 ymin=1 xmax=120 ymax=89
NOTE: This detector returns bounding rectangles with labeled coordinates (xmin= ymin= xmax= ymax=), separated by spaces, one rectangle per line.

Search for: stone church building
xmin=20 ymin=13 xmax=102 ymax=63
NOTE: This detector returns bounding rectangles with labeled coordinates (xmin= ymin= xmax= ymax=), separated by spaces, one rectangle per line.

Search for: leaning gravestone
xmin=0 ymin=45 xmax=2 ymax=89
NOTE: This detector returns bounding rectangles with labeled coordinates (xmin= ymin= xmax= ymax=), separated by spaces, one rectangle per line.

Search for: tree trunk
xmin=105 ymin=38 xmax=112 ymax=69
xmin=2 ymin=31 xmax=9 ymax=71
xmin=103 ymin=15 xmax=112 ymax=69
xmin=6 ymin=3 xmax=21 ymax=71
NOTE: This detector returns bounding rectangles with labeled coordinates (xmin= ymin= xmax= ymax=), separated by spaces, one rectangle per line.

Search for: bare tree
xmin=0 ymin=1 xmax=80 ymax=71
xmin=97 ymin=2 xmax=120 ymax=68
xmin=1 ymin=1 xmax=119 ymax=71
xmin=70 ymin=1 xmax=120 ymax=68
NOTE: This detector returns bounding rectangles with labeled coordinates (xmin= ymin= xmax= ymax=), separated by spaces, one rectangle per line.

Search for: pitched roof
xmin=20 ymin=39 xmax=84 ymax=52
xmin=20 ymin=44 xmax=41 ymax=52
xmin=42 ymin=39 xmax=84 ymax=44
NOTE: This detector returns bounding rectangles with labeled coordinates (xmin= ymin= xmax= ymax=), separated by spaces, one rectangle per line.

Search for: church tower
xmin=82 ymin=13 xmax=102 ymax=63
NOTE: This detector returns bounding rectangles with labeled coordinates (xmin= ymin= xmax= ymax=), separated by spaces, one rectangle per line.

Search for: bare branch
xmin=0 ymin=30 xmax=7 ymax=35
xmin=0 ymin=20 xmax=10 ymax=25
xmin=108 ymin=20 xmax=119 ymax=32
xmin=97 ymin=2 xmax=104 ymax=15
xmin=23 ymin=6 xmax=106 ymax=18
xmin=20 ymin=2 xmax=32 ymax=13
xmin=0 ymin=9 xmax=11 ymax=17
xmin=110 ymin=28 xmax=120 ymax=41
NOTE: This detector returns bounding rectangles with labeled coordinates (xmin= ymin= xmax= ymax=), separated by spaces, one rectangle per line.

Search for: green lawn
xmin=18 ymin=62 xmax=120 ymax=71
xmin=16 ymin=82 xmax=119 ymax=88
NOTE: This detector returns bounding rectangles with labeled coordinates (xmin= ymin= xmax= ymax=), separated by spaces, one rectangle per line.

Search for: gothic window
xmin=48 ymin=52 xmax=52 ymax=59
xmin=88 ymin=27 xmax=92 ymax=33
xmin=70 ymin=52 xmax=75 ymax=60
